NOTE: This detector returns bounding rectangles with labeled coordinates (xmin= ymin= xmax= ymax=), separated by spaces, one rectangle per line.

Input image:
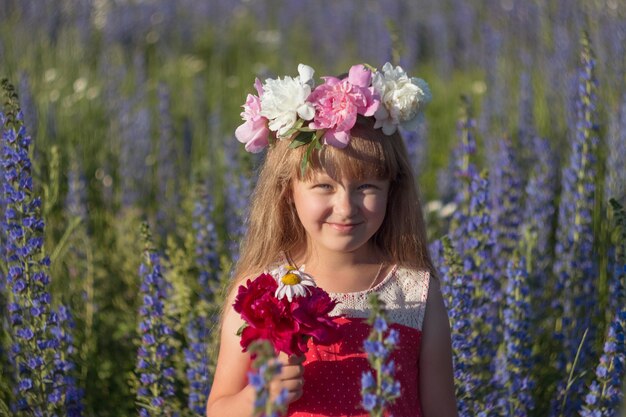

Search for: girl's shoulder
xmin=329 ymin=265 xmax=431 ymax=331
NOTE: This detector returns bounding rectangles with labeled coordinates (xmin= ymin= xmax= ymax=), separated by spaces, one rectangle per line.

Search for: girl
xmin=206 ymin=63 xmax=458 ymax=417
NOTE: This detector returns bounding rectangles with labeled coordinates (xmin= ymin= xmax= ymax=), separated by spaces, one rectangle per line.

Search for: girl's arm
xmin=205 ymin=299 xmax=256 ymax=417
xmin=205 ymin=293 xmax=304 ymax=417
xmin=419 ymin=277 xmax=459 ymax=417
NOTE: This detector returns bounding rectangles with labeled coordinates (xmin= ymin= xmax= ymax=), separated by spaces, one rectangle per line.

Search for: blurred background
xmin=0 ymin=1 xmax=625 ymax=416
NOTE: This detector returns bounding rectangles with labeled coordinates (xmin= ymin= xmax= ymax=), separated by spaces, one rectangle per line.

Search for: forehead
xmin=296 ymin=149 xmax=390 ymax=183
xmin=297 ymin=169 xmax=388 ymax=184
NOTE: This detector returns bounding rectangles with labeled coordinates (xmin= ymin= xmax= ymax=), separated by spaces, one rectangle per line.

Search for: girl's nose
xmin=334 ymin=190 xmax=358 ymax=217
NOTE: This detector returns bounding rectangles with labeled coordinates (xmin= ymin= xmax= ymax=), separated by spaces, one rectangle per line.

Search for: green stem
xmin=375 ymin=329 xmax=383 ymax=417
xmin=559 ymin=327 xmax=589 ymax=416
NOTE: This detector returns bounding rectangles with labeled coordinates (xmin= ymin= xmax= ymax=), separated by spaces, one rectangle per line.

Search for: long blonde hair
xmin=230 ymin=116 xmax=434 ymax=290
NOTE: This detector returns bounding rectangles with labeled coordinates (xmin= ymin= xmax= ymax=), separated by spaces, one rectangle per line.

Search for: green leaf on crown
xmin=289 ymin=131 xmax=315 ymax=148
xmin=299 ymin=132 xmax=323 ymax=176
xmin=282 ymin=118 xmax=306 ymax=138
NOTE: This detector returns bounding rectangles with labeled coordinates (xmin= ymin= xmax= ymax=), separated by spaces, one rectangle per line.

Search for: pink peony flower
xmin=235 ymin=79 xmax=271 ymax=153
xmin=308 ymin=64 xmax=380 ymax=148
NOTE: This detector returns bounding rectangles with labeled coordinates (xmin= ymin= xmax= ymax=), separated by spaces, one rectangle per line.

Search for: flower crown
xmin=235 ymin=62 xmax=431 ymax=171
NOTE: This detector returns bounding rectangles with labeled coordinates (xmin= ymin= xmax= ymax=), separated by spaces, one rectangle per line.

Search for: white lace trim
xmin=328 ymin=266 xmax=430 ymax=331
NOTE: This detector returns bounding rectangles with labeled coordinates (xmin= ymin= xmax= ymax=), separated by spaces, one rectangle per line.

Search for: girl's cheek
xmin=364 ymin=194 xmax=387 ymax=211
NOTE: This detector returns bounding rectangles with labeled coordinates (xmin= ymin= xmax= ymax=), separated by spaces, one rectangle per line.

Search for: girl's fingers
xmin=269 ymin=352 xmax=305 ymax=405
xmin=277 ymin=352 xmax=305 ymax=365
xmin=270 ymin=376 xmax=304 ymax=404
xmin=280 ymin=378 xmax=304 ymax=392
xmin=280 ymin=363 xmax=304 ymax=379
xmin=286 ymin=354 xmax=305 ymax=365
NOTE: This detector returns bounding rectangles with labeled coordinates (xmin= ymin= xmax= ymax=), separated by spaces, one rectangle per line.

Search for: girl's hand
xmin=270 ymin=353 xmax=305 ymax=406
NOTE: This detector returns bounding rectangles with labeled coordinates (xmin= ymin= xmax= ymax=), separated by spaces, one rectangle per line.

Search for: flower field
xmin=0 ymin=1 xmax=625 ymax=416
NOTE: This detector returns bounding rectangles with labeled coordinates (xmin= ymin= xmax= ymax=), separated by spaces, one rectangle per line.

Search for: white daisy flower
xmin=273 ymin=265 xmax=317 ymax=302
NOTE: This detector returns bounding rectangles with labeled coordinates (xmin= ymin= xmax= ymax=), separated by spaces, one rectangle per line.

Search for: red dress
xmin=286 ymin=266 xmax=430 ymax=417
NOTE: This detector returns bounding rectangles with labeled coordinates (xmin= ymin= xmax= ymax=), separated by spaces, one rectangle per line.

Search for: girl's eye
xmin=314 ymin=184 xmax=333 ymax=190
xmin=358 ymin=183 xmax=377 ymax=191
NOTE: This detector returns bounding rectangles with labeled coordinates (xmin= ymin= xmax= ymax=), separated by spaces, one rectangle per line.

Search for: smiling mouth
xmin=327 ymin=222 xmax=362 ymax=232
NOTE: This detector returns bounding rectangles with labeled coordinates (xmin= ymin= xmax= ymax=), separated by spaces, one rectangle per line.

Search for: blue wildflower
xmin=373 ymin=317 xmax=388 ymax=332
xmin=489 ymin=137 xmax=523 ymax=275
xmin=580 ymin=200 xmax=626 ymax=416
xmin=551 ymin=32 xmax=600 ymax=416
xmin=134 ymin=223 xmax=179 ymax=416
xmin=442 ymin=171 xmax=501 ymax=416
xmin=361 ymin=293 xmax=401 ymax=417
xmin=400 ymin=123 xmax=427 ymax=179
xmin=362 ymin=393 xmax=378 ymax=412
xmin=246 ymin=340 xmax=287 ymax=417
xmin=521 ymin=134 xmax=558 ymax=318
xmin=181 ymin=182 xmax=223 ymax=413
xmin=501 ymin=256 xmax=535 ymax=416
xmin=361 ymin=372 xmax=375 ymax=390
xmin=64 ymin=157 xmax=88 ymax=223
xmin=580 ymin=311 xmax=626 ymax=417
xmin=183 ymin=315 xmax=212 ymax=415
xmin=1 ymin=79 xmax=81 ymax=416
xmin=223 ymin=138 xmax=254 ymax=265
xmin=117 ymin=57 xmax=151 ymax=208
xmin=192 ymin=182 xmax=222 ymax=301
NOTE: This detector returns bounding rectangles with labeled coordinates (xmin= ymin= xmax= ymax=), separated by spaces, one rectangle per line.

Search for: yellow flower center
xmin=281 ymin=272 xmax=301 ymax=286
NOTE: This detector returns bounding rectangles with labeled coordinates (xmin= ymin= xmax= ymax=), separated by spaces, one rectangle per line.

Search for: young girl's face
xmin=291 ymin=170 xmax=390 ymax=258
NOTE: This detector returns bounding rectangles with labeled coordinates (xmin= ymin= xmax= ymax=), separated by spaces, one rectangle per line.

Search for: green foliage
xmin=0 ymin=4 xmax=623 ymax=416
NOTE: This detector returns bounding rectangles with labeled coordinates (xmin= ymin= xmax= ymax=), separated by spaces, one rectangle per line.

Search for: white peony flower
xmin=260 ymin=64 xmax=316 ymax=138
xmin=272 ymin=265 xmax=317 ymax=302
xmin=372 ymin=62 xmax=432 ymax=135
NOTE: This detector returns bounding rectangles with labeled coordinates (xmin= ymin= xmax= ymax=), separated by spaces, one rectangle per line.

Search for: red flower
xmin=233 ymin=272 xmax=341 ymax=357
xmin=291 ymin=287 xmax=341 ymax=344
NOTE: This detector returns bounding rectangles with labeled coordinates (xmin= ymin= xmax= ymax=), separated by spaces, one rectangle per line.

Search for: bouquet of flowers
xmin=233 ymin=265 xmax=341 ymax=357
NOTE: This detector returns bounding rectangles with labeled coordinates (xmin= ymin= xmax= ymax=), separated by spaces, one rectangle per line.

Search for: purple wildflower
xmin=445 ymin=96 xmax=478 ymax=225
xmin=521 ymin=135 xmax=558 ymax=317
xmin=478 ymin=24 xmax=506 ymax=141
xmin=246 ymin=340 xmax=287 ymax=417
xmin=443 ymin=171 xmax=500 ymax=415
xmin=489 ymin=137 xmax=523 ymax=276
xmin=118 ymin=51 xmax=151 ymax=208
xmin=65 ymin=158 xmax=88 ymax=223
xmin=49 ymin=304 xmax=85 ymax=415
xmin=514 ymin=64 xmax=536 ymax=187
xmin=223 ymin=139 xmax=253 ymax=265
xmin=400 ymin=122 xmax=427 ymax=180
xmin=192 ymin=183 xmax=221 ymax=301
xmin=183 ymin=315 xmax=211 ymax=416
xmin=441 ymin=236 xmax=477 ymax=416
xmin=502 ymin=256 xmax=535 ymax=416
xmin=361 ymin=293 xmax=401 ymax=417
xmin=134 ymin=223 xmax=179 ymax=416
xmin=580 ymin=306 xmax=625 ymax=417
xmin=551 ymin=31 xmax=601 ymax=417
xmin=1 ymin=79 xmax=79 ymax=416
xmin=17 ymin=72 xmax=37 ymax=143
